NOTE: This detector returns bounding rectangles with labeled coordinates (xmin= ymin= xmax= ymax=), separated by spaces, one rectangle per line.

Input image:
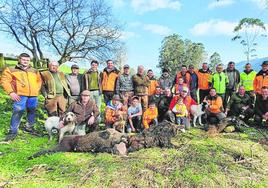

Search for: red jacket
xmin=169 ymin=95 xmax=196 ymax=112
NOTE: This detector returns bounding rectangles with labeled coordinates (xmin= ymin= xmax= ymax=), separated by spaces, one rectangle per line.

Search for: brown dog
xmin=113 ymin=110 xmax=127 ymax=133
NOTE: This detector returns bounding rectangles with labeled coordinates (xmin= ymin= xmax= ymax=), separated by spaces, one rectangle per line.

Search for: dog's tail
xmin=28 ymin=148 xmax=61 ymax=160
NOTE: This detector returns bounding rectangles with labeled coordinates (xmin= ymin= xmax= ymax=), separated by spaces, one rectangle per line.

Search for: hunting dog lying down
xmin=28 ymin=121 xmax=179 ymax=159
xmin=45 ymin=112 xmax=77 ymax=143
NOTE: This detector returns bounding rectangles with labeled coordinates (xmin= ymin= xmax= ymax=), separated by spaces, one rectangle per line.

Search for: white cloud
xmin=250 ymin=0 xmax=268 ymax=9
xmin=143 ymin=24 xmax=172 ymax=35
xmin=129 ymin=22 xmax=172 ymax=35
xmin=131 ymin=0 xmax=181 ymax=14
xmin=190 ymin=19 xmax=237 ymax=36
xmin=208 ymin=0 xmax=235 ymax=9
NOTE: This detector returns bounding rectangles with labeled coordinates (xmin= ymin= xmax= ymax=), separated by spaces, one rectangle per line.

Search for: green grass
xmin=1 ymin=83 xmax=268 ymax=187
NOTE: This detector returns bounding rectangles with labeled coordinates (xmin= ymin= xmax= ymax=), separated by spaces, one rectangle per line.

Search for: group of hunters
xmin=1 ymin=52 xmax=268 ymax=141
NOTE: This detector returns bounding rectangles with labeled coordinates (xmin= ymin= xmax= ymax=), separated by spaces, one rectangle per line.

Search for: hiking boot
xmin=4 ymin=132 xmax=17 ymax=141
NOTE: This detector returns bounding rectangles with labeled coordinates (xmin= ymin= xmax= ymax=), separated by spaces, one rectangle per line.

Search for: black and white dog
xmin=190 ymin=101 xmax=208 ymax=127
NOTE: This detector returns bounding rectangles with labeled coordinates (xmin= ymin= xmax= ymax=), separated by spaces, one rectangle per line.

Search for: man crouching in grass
xmin=1 ymin=53 xmax=42 ymax=141
xmin=60 ymin=90 xmax=100 ymax=135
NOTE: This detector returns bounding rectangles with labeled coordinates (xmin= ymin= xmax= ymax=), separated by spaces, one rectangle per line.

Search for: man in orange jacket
xmin=204 ymin=88 xmax=227 ymax=132
xmin=254 ymin=61 xmax=268 ymax=95
xmin=1 ymin=53 xmax=42 ymax=141
xmin=173 ymin=65 xmax=191 ymax=92
xmin=197 ymin=63 xmax=212 ymax=103
xmin=147 ymin=69 xmax=158 ymax=97
xmin=101 ymin=60 xmax=120 ymax=104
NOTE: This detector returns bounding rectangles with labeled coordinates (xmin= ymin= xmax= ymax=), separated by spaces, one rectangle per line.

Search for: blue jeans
xmin=10 ymin=96 xmax=38 ymax=134
xmin=176 ymin=117 xmax=187 ymax=126
xmin=176 ymin=116 xmax=190 ymax=129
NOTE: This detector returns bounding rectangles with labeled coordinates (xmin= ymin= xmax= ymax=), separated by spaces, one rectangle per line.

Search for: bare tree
xmin=0 ymin=0 xmax=47 ymax=67
xmin=0 ymin=0 xmax=122 ymax=67
xmin=45 ymin=0 xmax=122 ymax=64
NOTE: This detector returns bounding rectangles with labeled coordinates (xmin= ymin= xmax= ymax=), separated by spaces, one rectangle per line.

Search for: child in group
xmin=175 ymin=77 xmax=188 ymax=94
xmin=127 ymin=96 xmax=143 ymax=133
xmin=105 ymin=95 xmax=127 ymax=128
xmin=143 ymin=101 xmax=158 ymax=129
xmin=172 ymin=98 xmax=188 ymax=127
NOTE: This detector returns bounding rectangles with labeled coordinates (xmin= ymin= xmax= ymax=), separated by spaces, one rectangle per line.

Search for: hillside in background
xmin=236 ymin=57 xmax=268 ymax=72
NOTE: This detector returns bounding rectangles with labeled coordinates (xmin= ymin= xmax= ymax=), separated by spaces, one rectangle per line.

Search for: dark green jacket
xmin=227 ymin=92 xmax=251 ymax=109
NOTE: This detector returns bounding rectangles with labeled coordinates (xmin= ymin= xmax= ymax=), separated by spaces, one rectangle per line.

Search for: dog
xmin=190 ymin=101 xmax=208 ymax=127
xmin=44 ymin=112 xmax=77 ymax=143
xmin=113 ymin=110 xmax=127 ymax=133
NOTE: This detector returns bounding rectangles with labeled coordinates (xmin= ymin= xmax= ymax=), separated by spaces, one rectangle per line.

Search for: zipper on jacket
xmin=26 ymin=71 xmax=31 ymax=96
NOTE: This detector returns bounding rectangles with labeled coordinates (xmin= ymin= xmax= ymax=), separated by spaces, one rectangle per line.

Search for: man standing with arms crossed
xmin=1 ymin=53 xmax=42 ymax=141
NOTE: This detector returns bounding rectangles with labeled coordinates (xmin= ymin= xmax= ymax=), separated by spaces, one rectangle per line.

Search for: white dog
xmin=44 ymin=112 xmax=77 ymax=143
xmin=190 ymin=101 xmax=208 ymax=127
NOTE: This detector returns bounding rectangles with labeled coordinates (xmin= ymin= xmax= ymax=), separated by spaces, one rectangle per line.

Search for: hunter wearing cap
xmin=254 ymin=61 xmax=268 ymax=95
xmin=65 ymin=64 xmax=83 ymax=105
xmin=158 ymin=68 xmax=173 ymax=93
xmin=64 ymin=90 xmax=100 ymax=134
xmin=104 ymin=94 xmax=127 ymax=128
xmin=115 ymin=64 xmax=134 ymax=106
